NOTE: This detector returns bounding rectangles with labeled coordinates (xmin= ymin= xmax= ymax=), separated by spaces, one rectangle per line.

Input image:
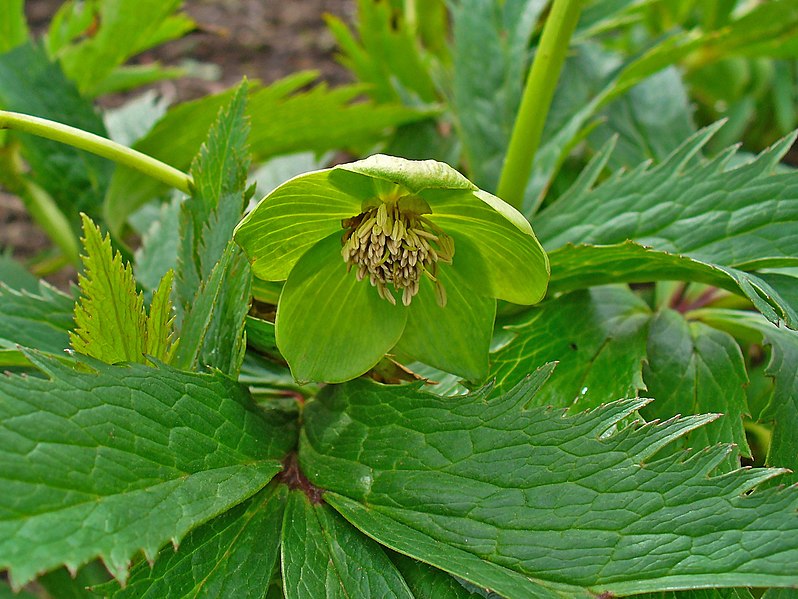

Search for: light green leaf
xmin=395 ymin=267 xmax=496 ymax=382
xmin=695 ymin=309 xmax=798 ymax=484
xmin=0 ymin=0 xmax=28 ymax=52
xmin=133 ymin=195 xmax=181 ymax=292
xmin=106 ymin=484 xmax=286 ymax=598
xmin=536 ymin=126 xmax=798 ymax=270
xmin=51 ymin=0 xmax=192 ymax=97
xmin=0 ymin=354 xmax=292 ymax=587
xmin=642 ymin=309 xmax=750 ymax=471
xmin=281 ymin=490 xmax=414 ymax=599
xmin=490 ymin=286 xmax=651 ymax=406
xmin=275 ymin=234 xmax=407 ymax=383
xmin=301 ymin=374 xmax=798 ymax=596
xmin=91 ymin=63 xmax=184 ymax=96
xmin=145 ymin=269 xmax=176 ymax=362
xmin=104 ymin=74 xmax=430 ymax=234
xmin=70 ymin=215 xmax=147 ymax=363
xmin=0 ymin=253 xmax=40 ymax=291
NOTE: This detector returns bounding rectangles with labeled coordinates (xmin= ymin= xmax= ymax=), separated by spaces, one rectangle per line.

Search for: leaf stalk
xmin=497 ymin=0 xmax=584 ymax=213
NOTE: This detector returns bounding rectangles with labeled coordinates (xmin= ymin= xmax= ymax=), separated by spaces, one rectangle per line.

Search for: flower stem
xmin=0 ymin=110 xmax=192 ymax=193
xmin=496 ymin=0 xmax=584 ymax=213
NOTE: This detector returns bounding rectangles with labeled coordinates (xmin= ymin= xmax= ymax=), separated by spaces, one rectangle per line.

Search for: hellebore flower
xmin=234 ymin=155 xmax=549 ymax=383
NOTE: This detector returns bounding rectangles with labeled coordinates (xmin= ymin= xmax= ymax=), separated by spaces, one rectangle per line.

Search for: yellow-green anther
xmin=341 ymin=198 xmax=454 ymax=306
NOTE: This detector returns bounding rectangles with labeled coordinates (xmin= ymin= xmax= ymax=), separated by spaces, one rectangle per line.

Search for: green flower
xmin=234 ymin=155 xmax=549 ymax=383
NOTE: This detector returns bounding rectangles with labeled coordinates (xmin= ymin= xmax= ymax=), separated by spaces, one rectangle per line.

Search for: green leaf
xmin=490 ymin=286 xmax=651 ymax=406
xmin=275 ymin=234 xmax=407 ymax=383
xmin=104 ymin=75 xmax=430 ymax=234
xmin=395 ymin=267 xmax=496 ymax=381
xmin=0 ymin=354 xmax=292 ymax=587
xmin=695 ymin=309 xmax=798 ymax=484
xmin=547 ymin=241 xmax=797 ymax=329
xmin=0 ymin=42 xmax=112 ymax=221
xmin=281 ymin=489 xmax=414 ymax=599
xmin=0 ymin=253 xmax=40 ymax=291
xmin=642 ymin=309 xmax=750 ymax=471
xmin=0 ymin=0 xmax=28 ymax=52
xmin=51 ymin=0 xmax=192 ymax=97
xmin=71 ymin=215 xmax=175 ymax=364
xmin=390 ymin=553 xmax=486 ymax=599
xmin=133 ymin=195 xmax=181 ymax=292
xmin=326 ymin=0 xmax=438 ymax=104
xmin=172 ymin=84 xmax=251 ymax=376
xmin=106 ymin=484 xmax=286 ymax=598
xmin=536 ymin=126 xmax=798 ymax=270
xmin=0 ymin=281 xmax=73 ymax=357
xmin=70 ymin=215 xmax=147 ymax=363
xmin=301 ymin=374 xmax=798 ymax=596
xmin=38 ymin=562 xmax=111 ymax=599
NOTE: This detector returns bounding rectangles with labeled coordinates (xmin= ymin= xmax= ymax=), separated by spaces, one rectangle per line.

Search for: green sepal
xmin=276 ymin=233 xmax=407 ymax=383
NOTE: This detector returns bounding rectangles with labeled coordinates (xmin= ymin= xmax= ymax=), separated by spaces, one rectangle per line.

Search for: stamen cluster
xmin=341 ymin=201 xmax=454 ymax=306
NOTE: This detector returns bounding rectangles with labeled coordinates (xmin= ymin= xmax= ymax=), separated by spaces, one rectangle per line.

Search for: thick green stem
xmin=0 ymin=110 xmax=192 ymax=193
xmin=496 ymin=0 xmax=584 ymax=213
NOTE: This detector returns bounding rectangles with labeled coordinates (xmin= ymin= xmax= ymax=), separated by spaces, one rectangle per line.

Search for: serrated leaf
xmin=642 ymin=309 xmax=750 ymax=472
xmin=696 ymin=309 xmax=798 ymax=484
xmin=133 ymin=195 xmax=181 ymax=292
xmin=104 ymin=74 xmax=431 ymax=234
xmin=536 ymin=126 xmax=798 ymax=270
xmin=547 ymin=242 xmax=798 ymax=327
xmin=70 ymin=215 xmax=175 ymax=364
xmin=0 ymin=42 xmax=112 ymax=221
xmin=50 ymin=0 xmax=193 ymax=97
xmin=0 ymin=354 xmax=293 ymax=587
xmin=105 ymin=484 xmax=286 ymax=598
xmin=280 ymin=489 xmax=414 ymax=599
xmin=172 ymin=84 xmax=251 ymax=375
xmin=301 ymin=373 xmax=798 ymax=596
xmin=490 ymin=286 xmax=651 ymax=407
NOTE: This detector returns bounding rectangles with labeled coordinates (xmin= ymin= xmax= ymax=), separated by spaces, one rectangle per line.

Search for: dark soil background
xmin=1 ymin=0 xmax=355 ymax=281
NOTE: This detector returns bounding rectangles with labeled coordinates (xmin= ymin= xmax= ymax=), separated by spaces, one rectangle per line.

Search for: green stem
xmin=0 ymin=110 xmax=192 ymax=193
xmin=496 ymin=0 xmax=584 ymax=213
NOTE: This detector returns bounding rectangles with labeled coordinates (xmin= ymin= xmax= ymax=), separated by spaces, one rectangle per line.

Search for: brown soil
xmin=1 ymin=0 xmax=355 ymax=286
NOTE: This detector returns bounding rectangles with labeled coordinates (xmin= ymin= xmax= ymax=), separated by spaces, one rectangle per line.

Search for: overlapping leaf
xmin=0 ymin=354 xmax=293 ymax=587
xmin=0 ymin=281 xmax=73 ymax=361
xmin=105 ymin=484 xmax=286 ymax=598
xmin=490 ymin=286 xmax=651 ymax=407
xmin=301 ymin=372 xmax=798 ymax=597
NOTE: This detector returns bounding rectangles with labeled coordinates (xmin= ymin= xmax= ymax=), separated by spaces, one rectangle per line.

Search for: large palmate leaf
xmin=642 ymin=309 xmax=750 ymax=472
xmin=536 ymin=125 xmax=798 ymax=325
xmin=105 ymin=484 xmax=287 ymax=598
xmin=300 ymin=371 xmax=798 ymax=597
xmin=0 ymin=354 xmax=294 ymax=587
xmin=104 ymin=74 xmax=431 ymax=234
xmin=490 ymin=285 xmax=651 ymax=407
xmin=281 ymin=489 xmax=415 ymax=599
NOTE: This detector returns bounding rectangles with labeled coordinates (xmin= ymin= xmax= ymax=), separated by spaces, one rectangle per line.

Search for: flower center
xmin=341 ymin=201 xmax=454 ymax=306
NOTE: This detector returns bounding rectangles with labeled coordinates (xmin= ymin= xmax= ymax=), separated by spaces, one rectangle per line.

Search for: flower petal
xmin=424 ymin=189 xmax=550 ymax=305
xmin=234 ymin=170 xmax=362 ymax=280
xmin=276 ymin=233 xmax=407 ymax=383
xmin=393 ymin=266 xmax=496 ymax=381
